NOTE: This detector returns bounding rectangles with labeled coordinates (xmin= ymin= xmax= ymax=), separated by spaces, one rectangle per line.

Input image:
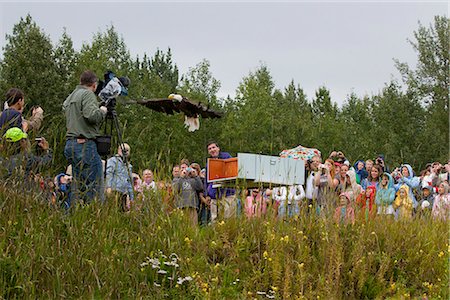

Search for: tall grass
xmin=0 ymin=184 xmax=448 ymax=299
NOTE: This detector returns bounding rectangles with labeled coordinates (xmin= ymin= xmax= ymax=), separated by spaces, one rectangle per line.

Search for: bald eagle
xmin=131 ymin=94 xmax=223 ymax=132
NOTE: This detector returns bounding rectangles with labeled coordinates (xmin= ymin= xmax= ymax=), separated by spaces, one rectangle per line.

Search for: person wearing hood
xmin=105 ymin=143 xmax=134 ymax=210
xmin=54 ymin=173 xmax=73 ymax=211
xmin=353 ymin=160 xmax=368 ymax=185
xmin=431 ymin=182 xmax=450 ymax=220
xmin=393 ymin=185 xmax=414 ymax=220
xmin=394 ymin=164 xmax=420 ymax=208
xmin=334 ymin=192 xmax=355 ymax=225
xmin=417 ymin=185 xmax=435 ymax=213
xmin=336 ymin=169 xmax=362 ymax=203
xmin=375 ymin=172 xmax=396 ymax=216
xmin=356 ymin=186 xmax=377 ymax=221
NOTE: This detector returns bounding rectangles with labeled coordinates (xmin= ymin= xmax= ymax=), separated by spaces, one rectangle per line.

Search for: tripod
xmin=101 ymin=106 xmax=134 ymax=210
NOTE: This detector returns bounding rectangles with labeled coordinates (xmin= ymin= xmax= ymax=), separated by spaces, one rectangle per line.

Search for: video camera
xmin=95 ymin=70 xmax=131 ymax=110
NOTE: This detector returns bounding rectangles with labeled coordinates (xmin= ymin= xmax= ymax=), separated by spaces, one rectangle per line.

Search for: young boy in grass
xmin=417 ymin=185 xmax=435 ymax=217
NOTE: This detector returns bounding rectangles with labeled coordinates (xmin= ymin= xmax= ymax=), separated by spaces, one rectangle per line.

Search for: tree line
xmin=0 ymin=15 xmax=448 ymax=174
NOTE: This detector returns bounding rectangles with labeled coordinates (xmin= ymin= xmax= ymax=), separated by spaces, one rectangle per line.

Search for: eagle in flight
xmin=129 ymin=94 xmax=223 ymax=132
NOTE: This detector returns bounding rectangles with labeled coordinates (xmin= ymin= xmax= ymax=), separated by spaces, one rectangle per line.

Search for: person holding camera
xmin=314 ymin=159 xmax=339 ymax=215
xmin=173 ymin=164 xmax=203 ymax=226
xmin=105 ymin=143 xmax=134 ymax=211
xmin=375 ymin=155 xmax=390 ymax=173
xmin=63 ymin=70 xmax=108 ymax=204
xmin=1 ymin=88 xmax=44 ymax=134
xmin=0 ymin=127 xmax=52 ymax=181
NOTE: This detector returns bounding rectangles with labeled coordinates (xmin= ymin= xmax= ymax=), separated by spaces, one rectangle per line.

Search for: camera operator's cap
xmin=3 ymin=127 xmax=27 ymax=142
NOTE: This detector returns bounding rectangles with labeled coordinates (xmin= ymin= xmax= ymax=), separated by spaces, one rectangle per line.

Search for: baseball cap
xmin=3 ymin=127 xmax=28 ymax=142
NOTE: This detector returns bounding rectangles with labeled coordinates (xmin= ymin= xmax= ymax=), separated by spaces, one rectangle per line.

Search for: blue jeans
xmin=198 ymin=203 xmax=211 ymax=226
xmin=64 ymin=139 xmax=104 ymax=206
xmin=278 ymin=201 xmax=300 ymax=218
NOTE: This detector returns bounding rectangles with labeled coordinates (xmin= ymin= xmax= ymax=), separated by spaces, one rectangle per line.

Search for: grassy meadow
xmin=0 ymin=184 xmax=448 ymax=299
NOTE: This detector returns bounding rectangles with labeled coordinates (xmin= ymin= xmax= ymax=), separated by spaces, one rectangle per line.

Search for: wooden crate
xmin=207 ymin=157 xmax=238 ymax=182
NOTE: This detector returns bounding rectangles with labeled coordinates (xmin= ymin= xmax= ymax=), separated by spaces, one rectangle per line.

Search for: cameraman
xmin=63 ymin=70 xmax=107 ymax=204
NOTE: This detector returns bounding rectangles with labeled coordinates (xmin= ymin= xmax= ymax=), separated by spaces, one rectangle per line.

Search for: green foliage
xmin=0 ymin=14 xmax=447 ymax=174
xmin=395 ymin=15 xmax=449 ymax=163
xmin=339 ymin=93 xmax=374 ymax=161
xmin=74 ymin=25 xmax=132 ymax=78
xmin=310 ymin=87 xmax=342 ymax=156
xmin=0 ymin=186 xmax=448 ymax=298
xmin=0 ymin=14 xmax=62 ymax=115
xmin=222 ymin=65 xmax=279 ymax=154
xmin=54 ymin=29 xmax=79 ymax=100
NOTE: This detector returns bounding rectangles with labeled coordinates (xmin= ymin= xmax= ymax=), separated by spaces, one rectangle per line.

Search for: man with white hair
xmin=105 ymin=143 xmax=134 ymax=210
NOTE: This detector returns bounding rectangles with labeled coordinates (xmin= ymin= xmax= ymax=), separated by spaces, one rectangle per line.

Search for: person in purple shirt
xmin=205 ymin=141 xmax=236 ymax=222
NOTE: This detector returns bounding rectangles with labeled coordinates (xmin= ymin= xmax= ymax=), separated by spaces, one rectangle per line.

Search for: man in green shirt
xmin=63 ymin=70 xmax=107 ymax=206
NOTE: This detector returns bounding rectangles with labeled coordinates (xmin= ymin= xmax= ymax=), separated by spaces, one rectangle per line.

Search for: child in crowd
xmin=393 ymin=164 xmax=420 ymax=208
xmin=272 ymin=186 xmax=287 ymax=218
xmin=191 ymin=163 xmax=210 ymax=226
xmin=336 ymin=169 xmax=362 ymax=203
xmin=353 ymin=160 xmax=368 ymax=185
xmin=393 ymin=185 xmax=413 ymax=220
xmin=431 ymin=182 xmax=450 ymax=220
xmin=334 ymin=192 xmax=355 ymax=225
xmin=356 ymin=186 xmax=376 ymax=221
xmin=365 ymin=159 xmax=374 ymax=174
xmin=157 ymin=180 xmax=173 ymax=213
xmin=54 ymin=173 xmax=73 ymax=210
xmin=361 ymin=164 xmax=382 ymax=190
xmin=141 ymin=169 xmax=156 ymax=191
xmin=244 ymin=188 xmax=268 ymax=218
xmin=417 ymin=185 xmax=435 ymax=216
xmin=375 ymin=173 xmax=395 ymax=216
xmin=132 ymin=173 xmax=142 ymax=192
xmin=172 ymin=165 xmax=203 ymax=226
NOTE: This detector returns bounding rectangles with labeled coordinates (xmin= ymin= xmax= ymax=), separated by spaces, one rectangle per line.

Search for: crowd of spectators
xmin=1 ymin=72 xmax=449 ymax=225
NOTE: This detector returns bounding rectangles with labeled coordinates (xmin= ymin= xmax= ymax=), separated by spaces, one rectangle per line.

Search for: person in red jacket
xmin=356 ymin=186 xmax=376 ymax=221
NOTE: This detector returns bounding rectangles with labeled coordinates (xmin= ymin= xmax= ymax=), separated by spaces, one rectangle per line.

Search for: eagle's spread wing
xmin=135 ymin=97 xmax=223 ymax=119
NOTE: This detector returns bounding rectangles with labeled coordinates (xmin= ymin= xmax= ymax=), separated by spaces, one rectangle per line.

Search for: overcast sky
xmin=0 ymin=1 xmax=448 ymax=105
